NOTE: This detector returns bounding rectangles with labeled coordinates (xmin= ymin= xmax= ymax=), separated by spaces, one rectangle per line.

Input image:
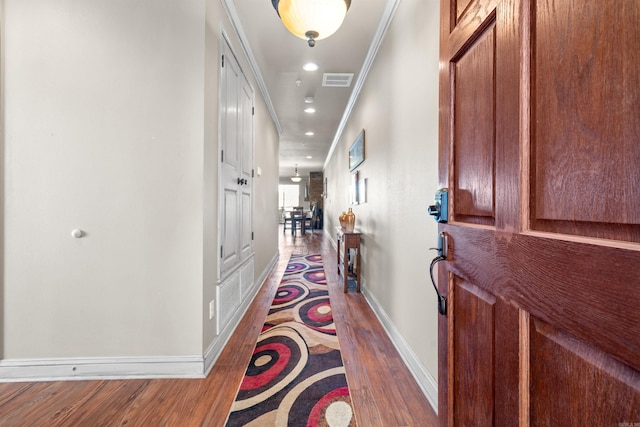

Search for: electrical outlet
xmin=209 ymin=300 xmax=215 ymax=320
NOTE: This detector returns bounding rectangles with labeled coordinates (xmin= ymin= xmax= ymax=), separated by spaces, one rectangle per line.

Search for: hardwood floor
xmin=0 ymin=229 xmax=438 ymax=426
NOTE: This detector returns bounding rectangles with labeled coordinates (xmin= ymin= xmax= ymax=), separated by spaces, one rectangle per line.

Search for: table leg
xmin=336 ymin=235 xmax=340 ymax=273
xmin=356 ymin=248 xmax=361 ymax=293
xmin=343 ymin=247 xmax=349 ymax=293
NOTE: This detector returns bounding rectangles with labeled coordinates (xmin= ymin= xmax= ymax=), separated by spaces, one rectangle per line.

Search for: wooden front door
xmin=437 ymin=0 xmax=640 ymax=425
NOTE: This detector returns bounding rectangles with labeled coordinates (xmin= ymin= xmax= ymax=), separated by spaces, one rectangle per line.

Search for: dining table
xmin=285 ymin=209 xmax=309 ymax=235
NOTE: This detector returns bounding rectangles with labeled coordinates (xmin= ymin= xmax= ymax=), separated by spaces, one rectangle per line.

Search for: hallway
xmin=277 ymin=229 xmax=439 ymax=425
xmin=213 ymin=228 xmax=438 ymax=425
xmin=0 ymin=229 xmax=438 ymax=426
xmin=211 ymin=227 xmax=438 ymax=425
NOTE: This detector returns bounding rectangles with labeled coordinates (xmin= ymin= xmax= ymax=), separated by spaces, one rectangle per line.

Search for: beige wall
xmin=324 ymin=0 xmax=441 ymax=380
xmin=249 ymin=100 xmax=280 ymax=296
xmin=202 ymin=1 xmax=280 ymax=353
xmin=2 ymin=0 xmax=279 ymax=362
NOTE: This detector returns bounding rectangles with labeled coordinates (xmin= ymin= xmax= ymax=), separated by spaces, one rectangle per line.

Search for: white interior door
xmin=219 ymin=37 xmax=253 ymax=277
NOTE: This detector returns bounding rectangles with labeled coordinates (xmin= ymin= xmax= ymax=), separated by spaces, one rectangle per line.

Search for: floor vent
xmin=322 ymin=73 xmax=354 ymax=88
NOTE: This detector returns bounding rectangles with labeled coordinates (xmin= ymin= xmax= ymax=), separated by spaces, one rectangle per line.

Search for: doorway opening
xmin=279 ymin=184 xmax=300 ymax=223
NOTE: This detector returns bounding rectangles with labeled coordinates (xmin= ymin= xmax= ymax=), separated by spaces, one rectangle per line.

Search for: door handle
xmin=428 ymin=231 xmax=448 ymax=316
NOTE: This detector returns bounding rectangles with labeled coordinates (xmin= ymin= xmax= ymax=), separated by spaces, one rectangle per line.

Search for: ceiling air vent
xmin=322 ymin=73 xmax=354 ymax=88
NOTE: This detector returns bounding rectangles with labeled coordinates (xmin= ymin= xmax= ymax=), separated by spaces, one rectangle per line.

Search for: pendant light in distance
xmin=291 ymin=164 xmax=302 ymax=182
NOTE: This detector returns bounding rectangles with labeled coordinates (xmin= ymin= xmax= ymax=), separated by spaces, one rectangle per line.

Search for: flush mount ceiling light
xmin=272 ymin=0 xmax=351 ymax=47
xmin=305 ymin=131 xmax=314 ymax=136
xmin=304 ymin=96 xmax=314 ymax=103
xmin=303 ymin=62 xmax=319 ymax=71
xmin=291 ymin=164 xmax=302 ymax=182
xmin=304 ymin=107 xmax=316 ymax=113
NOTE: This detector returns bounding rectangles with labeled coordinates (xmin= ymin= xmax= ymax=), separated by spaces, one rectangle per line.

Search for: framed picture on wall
xmin=349 ymin=129 xmax=365 ymax=171
xmin=351 ymin=171 xmax=360 ymax=205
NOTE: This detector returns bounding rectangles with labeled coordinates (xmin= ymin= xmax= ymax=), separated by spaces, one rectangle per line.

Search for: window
xmin=279 ymin=185 xmax=300 ymax=209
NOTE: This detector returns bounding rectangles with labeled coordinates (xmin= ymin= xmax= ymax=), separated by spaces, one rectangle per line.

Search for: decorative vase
xmin=345 ymin=208 xmax=356 ymax=232
xmin=339 ymin=211 xmax=348 ymax=229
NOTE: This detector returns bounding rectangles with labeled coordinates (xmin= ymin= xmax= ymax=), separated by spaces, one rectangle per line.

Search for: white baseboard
xmin=361 ymin=286 xmax=439 ymax=414
xmin=0 ymin=356 xmax=206 ymax=382
xmin=0 ymin=251 xmax=281 ymax=383
xmin=327 ymin=228 xmax=437 ymax=411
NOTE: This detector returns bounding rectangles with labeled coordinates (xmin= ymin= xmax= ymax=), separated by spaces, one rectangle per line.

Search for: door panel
xmin=222 ymin=190 xmax=238 ymax=270
xmin=530 ymin=318 xmax=640 ymax=425
xmin=240 ymin=82 xmax=253 ymax=183
xmin=220 ymin=46 xmax=241 ymax=275
xmin=453 ymin=22 xmax=496 ymax=225
xmin=451 ymin=279 xmax=495 ymax=426
xmin=532 ymin=0 xmax=640 ymax=241
xmin=456 ymin=0 xmax=474 ymax=23
xmin=239 ymin=74 xmax=253 ymax=261
xmin=240 ymin=191 xmax=252 ymax=260
xmin=438 ymin=0 xmax=640 ymax=425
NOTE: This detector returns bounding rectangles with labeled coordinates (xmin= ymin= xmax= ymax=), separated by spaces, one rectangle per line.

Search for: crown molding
xmin=323 ymin=0 xmax=402 ymax=171
xmin=220 ymin=0 xmax=283 ymax=135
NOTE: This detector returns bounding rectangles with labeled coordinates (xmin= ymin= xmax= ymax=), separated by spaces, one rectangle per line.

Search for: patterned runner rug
xmin=225 ymin=254 xmax=357 ymax=426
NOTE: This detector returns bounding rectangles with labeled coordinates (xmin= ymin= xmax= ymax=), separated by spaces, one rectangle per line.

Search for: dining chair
xmin=291 ymin=208 xmax=305 ymax=235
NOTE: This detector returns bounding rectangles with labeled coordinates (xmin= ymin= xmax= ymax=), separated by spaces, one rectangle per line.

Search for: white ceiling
xmin=223 ymin=0 xmax=389 ymax=178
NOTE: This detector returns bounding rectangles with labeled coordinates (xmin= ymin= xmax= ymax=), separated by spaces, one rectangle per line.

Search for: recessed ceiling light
xmin=305 ymin=131 xmax=314 ymax=136
xmin=304 ymin=107 xmax=316 ymax=113
xmin=303 ymin=62 xmax=319 ymax=71
xmin=306 ymin=156 xmax=313 ymax=159
xmin=304 ymin=96 xmax=314 ymax=104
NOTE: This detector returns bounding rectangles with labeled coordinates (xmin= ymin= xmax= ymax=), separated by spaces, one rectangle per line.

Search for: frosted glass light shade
xmin=291 ymin=164 xmax=302 ymax=182
xmin=274 ymin=0 xmax=350 ymax=41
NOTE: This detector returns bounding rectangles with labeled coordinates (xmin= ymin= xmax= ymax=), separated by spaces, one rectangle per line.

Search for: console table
xmin=336 ymin=227 xmax=362 ymax=293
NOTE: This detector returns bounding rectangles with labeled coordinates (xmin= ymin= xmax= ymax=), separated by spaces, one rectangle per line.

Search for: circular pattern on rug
xmin=232 ymin=326 xmax=309 ymax=411
xmin=285 ymin=261 xmax=308 ymax=275
xmin=305 ymin=254 xmax=323 ymax=263
xmin=275 ymin=368 xmax=355 ymax=426
xmin=240 ymin=344 xmax=290 ymax=390
xmin=270 ymin=283 xmax=310 ymax=309
xmin=308 ymin=387 xmax=354 ymax=426
xmin=303 ymin=268 xmax=327 ymax=284
xmin=295 ymin=296 xmax=335 ymax=330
